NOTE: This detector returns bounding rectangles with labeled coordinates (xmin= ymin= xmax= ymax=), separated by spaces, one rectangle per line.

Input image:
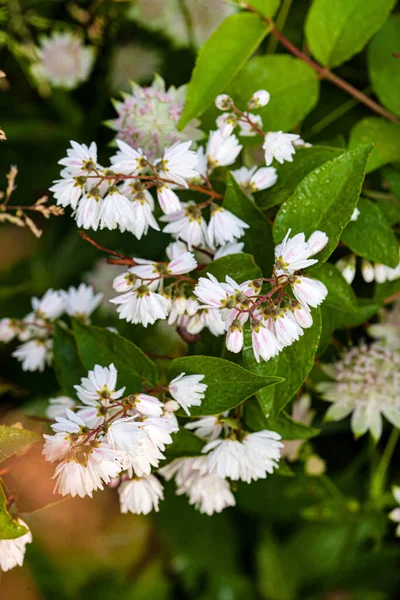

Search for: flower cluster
xmin=336 ymin=252 xmax=400 ymax=285
xmin=0 ymin=284 xmax=102 ymax=372
xmin=193 ymin=229 xmax=328 ymax=361
xmin=42 ymin=364 xmax=206 ymax=505
xmin=0 ymin=521 xmax=32 ymax=572
xmin=318 ymin=342 xmax=400 ymax=441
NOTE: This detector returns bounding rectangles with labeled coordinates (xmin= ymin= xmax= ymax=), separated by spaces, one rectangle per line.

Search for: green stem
xmin=370 ymin=428 xmax=400 ymax=501
xmin=266 ymin=0 xmax=293 ymax=54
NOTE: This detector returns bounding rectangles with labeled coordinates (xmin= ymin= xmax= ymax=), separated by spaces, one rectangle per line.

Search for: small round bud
xmin=305 ymin=454 xmax=326 ymax=477
xmin=248 ymin=90 xmax=270 ymax=109
xmin=215 ymin=94 xmax=233 ymax=111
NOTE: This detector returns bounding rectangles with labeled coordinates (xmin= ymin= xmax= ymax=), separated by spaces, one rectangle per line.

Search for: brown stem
xmin=244 ymin=5 xmax=400 ymax=125
xmin=107 ymin=257 xmax=136 ymax=266
xmin=384 ymin=290 xmax=400 ymax=305
xmin=79 ymin=231 xmax=137 ymax=264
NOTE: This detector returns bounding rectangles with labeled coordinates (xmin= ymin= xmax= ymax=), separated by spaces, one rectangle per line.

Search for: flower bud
xmin=216 ymin=113 xmax=237 ymax=137
xmin=307 ymin=230 xmax=328 ymax=255
xmin=248 ymin=89 xmax=270 ymax=109
xmin=361 ymin=258 xmax=374 ymax=283
xmin=305 ymin=454 xmax=326 ymax=477
xmin=335 ymin=255 xmax=356 ymax=284
xmin=215 ymin=94 xmax=233 ymax=111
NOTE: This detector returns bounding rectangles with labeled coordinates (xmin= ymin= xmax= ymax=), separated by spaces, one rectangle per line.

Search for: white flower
xmin=32 ymin=289 xmax=65 ymax=320
xmin=251 ymin=321 xmax=282 ymax=363
xmin=318 ymin=342 xmax=400 ymax=441
xmin=167 ymin=252 xmax=197 ymax=275
xmin=166 ymin=240 xmax=189 ymax=260
xmin=58 ymin=141 xmax=98 ymax=175
xmin=49 ymin=176 xmax=85 ymax=210
xmin=368 ymin=300 xmax=400 ymax=350
xmin=74 ymin=363 xmax=125 ymax=406
xmin=46 ymin=395 xmax=76 ymax=419
xmin=0 ymin=318 xmax=18 ymax=342
xmin=120 ymin=187 xmax=160 ymax=239
xmin=61 ymin=283 xmax=103 ymax=318
xmin=135 ymin=393 xmax=164 ymax=417
xmin=263 ymin=131 xmax=300 ymax=165
xmin=33 ymin=32 xmax=94 ymax=89
xmin=351 ymin=207 xmax=360 ymax=221
xmin=99 ymin=187 xmax=137 ymax=230
xmin=168 ymin=372 xmax=207 ymax=415
xmin=207 ymin=205 xmax=248 ymax=249
xmin=0 ymin=521 xmax=32 ymax=572
xmin=291 ymin=276 xmax=328 ymax=309
xmin=12 ymin=338 xmax=52 ymax=372
xmin=110 ymin=286 xmax=170 ymax=326
xmin=248 ymin=89 xmax=270 ymax=108
xmin=213 ymin=241 xmax=244 ymax=259
xmin=107 ymin=417 xmax=145 ymax=452
xmin=185 ymin=414 xmax=227 ymax=441
xmin=216 ymin=112 xmax=237 ymax=137
xmin=231 ymin=166 xmax=277 ymax=198
xmin=226 ymin=319 xmax=245 ymax=353
xmin=274 ymin=229 xmax=328 ymax=275
xmin=269 ymin=311 xmax=304 ymax=348
xmin=238 ymin=113 xmax=263 ymax=137
xmin=215 ymin=94 xmax=233 ymax=110
xmin=193 ymin=273 xmax=230 ymax=308
xmin=336 ymin=255 xmax=356 ymax=284
xmin=206 ymin=130 xmax=242 ymax=169
xmin=202 ymin=438 xmax=248 ymax=480
xmin=53 ymin=443 xmax=124 ymax=498
xmin=161 ymin=202 xmax=208 ymax=249
xmin=242 ymin=430 xmax=283 ymax=480
xmin=74 ymin=190 xmax=103 ymax=230
xmin=389 ymin=486 xmax=400 ymax=537
xmin=110 ymin=139 xmax=146 ymax=174
xmin=119 ymin=475 xmax=164 ymax=514
xmin=156 ymin=141 xmax=198 ymax=188
xmin=156 ymin=185 xmax=182 ymax=214
xmin=292 ymin=301 xmax=313 ymax=329
xmin=361 ymin=258 xmax=375 ymax=283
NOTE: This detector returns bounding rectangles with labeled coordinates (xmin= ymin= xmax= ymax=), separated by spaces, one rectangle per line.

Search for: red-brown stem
xmin=79 ymin=231 xmax=137 ymax=264
xmin=384 ymin=290 xmax=400 ymax=305
xmin=232 ymin=106 xmax=266 ymax=137
xmin=244 ymin=5 xmax=400 ymax=125
xmin=107 ymin=257 xmax=136 ymax=266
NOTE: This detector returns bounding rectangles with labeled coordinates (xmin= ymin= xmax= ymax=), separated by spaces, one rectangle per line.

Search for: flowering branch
xmin=245 ymin=4 xmax=400 ymax=125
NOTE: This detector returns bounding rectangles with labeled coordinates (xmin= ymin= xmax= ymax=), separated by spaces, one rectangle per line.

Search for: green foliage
xmin=256 ymin=146 xmax=344 ymax=210
xmin=53 ymin=323 xmax=85 ymax=398
xmin=228 ymin=55 xmax=320 ymax=131
xmin=368 ymin=16 xmax=400 ymax=117
xmin=243 ymin=311 xmax=321 ymax=418
xmin=246 ymin=0 xmax=281 ymax=18
xmin=0 ymin=484 xmax=28 ymax=540
xmin=179 ymin=13 xmax=269 ymax=128
xmin=0 ymin=424 xmax=41 ymax=464
xmin=312 ymin=263 xmax=358 ymax=313
xmin=349 ymin=118 xmax=400 ymax=172
xmin=167 ymin=355 xmax=283 ymax=416
xmin=341 ymin=197 xmax=399 ymax=267
xmin=305 ymin=0 xmax=396 ymax=67
xmin=223 ymin=174 xmax=274 ymax=274
xmin=164 ymin=429 xmax=204 ymax=461
xmin=273 ymin=146 xmax=372 ymax=262
xmin=73 ymin=321 xmax=159 ymax=392
xmin=202 ymin=252 xmax=261 ymax=281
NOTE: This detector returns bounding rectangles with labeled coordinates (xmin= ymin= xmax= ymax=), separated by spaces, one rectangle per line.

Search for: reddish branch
xmin=245 ymin=5 xmax=400 ymax=125
xmin=79 ymin=231 xmax=136 ymax=265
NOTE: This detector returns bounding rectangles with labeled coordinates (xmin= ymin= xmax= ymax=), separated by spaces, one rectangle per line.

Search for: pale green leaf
xmin=368 ymin=16 xmax=400 ymax=117
xmin=0 ymin=425 xmax=41 ymax=465
xmin=349 ymin=117 xmax=400 ymax=173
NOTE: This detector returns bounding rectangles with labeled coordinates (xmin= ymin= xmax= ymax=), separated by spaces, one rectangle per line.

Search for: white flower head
xmin=0 ymin=318 xmax=19 ymax=343
xmin=207 ymin=205 xmax=248 ymax=249
xmin=206 ymin=130 xmax=242 ymax=170
xmin=31 ymin=289 xmax=65 ymax=321
xmin=291 ymin=276 xmax=328 ymax=309
xmin=168 ymin=372 xmax=207 ymax=415
xmin=213 ymin=241 xmax=244 ymax=259
xmin=336 ymin=255 xmax=356 ymax=284
xmin=46 ymin=395 xmax=76 ymax=419
xmin=263 ymin=131 xmax=300 ymax=166
xmin=119 ymin=475 xmax=164 ymax=514
xmin=110 ymin=286 xmax=169 ymax=327
xmin=12 ymin=338 xmax=52 ymax=372
xmin=161 ymin=202 xmax=208 ymax=250
xmin=110 ymin=139 xmax=146 ymax=174
xmin=0 ymin=521 xmax=32 ymax=572
xmin=74 ymin=363 xmax=125 ymax=406
xmin=231 ymin=166 xmax=277 ymax=199
xmin=274 ymin=229 xmax=328 ymax=275
xmin=61 ymin=283 xmax=103 ymax=319
xmin=248 ymin=89 xmax=270 ymax=109
xmin=156 ymin=140 xmax=198 ymax=188
xmin=215 ymin=94 xmax=233 ymax=111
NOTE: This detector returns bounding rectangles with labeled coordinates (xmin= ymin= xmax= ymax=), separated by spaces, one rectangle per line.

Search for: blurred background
xmin=2 ymin=1 xmax=400 ymax=598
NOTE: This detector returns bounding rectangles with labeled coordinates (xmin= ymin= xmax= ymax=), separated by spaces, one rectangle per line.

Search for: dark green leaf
xmin=228 ymin=55 xmax=319 ymax=132
xmin=223 ymin=173 xmax=274 ymax=274
xmin=305 ymin=0 xmax=396 ymax=68
xmin=349 ymin=118 xmax=400 ymax=173
xmin=244 ymin=398 xmax=319 ymax=440
xmin=164 ymin=429 xmax=204 ymax=461
xmin=202 ymin=253 xmax=261 ymax=282
xmin=179 ymin=13 xmax=269 ymax=128
xmin=243 ymin=310 xmax=321 ymax=417
xmin=257 ymin=531 xmax=297 ymax=600
xmin=333 ymin=298 xmax=380 ymax=329
xmin=167 ymin=355 xmax=283 ymax=416
xmin=0 ymin=485 xmax=28 ymax=540
xmin=273 ymin=146 xmax=372 ymax=263
xmin=311 ymin=263 xmax=358 ymax=312
xmin=73 ymin=321 xmax=159 ymax=392
xmin=256 ymin=146 xmax=344 ymax=210
xmin=341 ymin=197 xmax=399 ymax=267
xmin=0 ymin=425 xmax=41 ymax=464
xmin=368 ymin=16 xmax=400 ymax=117
xmin=53 ymin=324 xmax=85 ymax=398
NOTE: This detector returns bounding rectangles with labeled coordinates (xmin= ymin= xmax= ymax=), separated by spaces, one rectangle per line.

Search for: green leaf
xmin=273 ymin=146 xmax=372 ymax=263
xmin=368 ymin=16 xmax=400 ymax=117
xmin=256 ymin=146 xmax=344 ymax=210
xmin=341 ymin=197 xmax=399 ymax=267
xmin=349 ymin=118 xmax=400 ymax=173
xmin=244 ymin=398 xmax=319 ymax=440
xmin=0 ymin=485 xmax=28 ymax=540
xmin=164 ymin=429 xmax=204 ymax=461
xmin=305 ymin=0 xmax=396 ymax=68
xmin=202 ymin=252 xmax=261 ymax=282
xmin=243 ymin=310 xmax=321 ymax=417
xmin=53 ymin=324 xmax=85 ymax=398
xmin=0 ymin=425 xmax=41 ymax=464
xmin=167 ymin=355 xmax=283 ymax=416
xmin=244 ymin=0 xmax=281 ymax=18
xmin=333 ymin=298 xmax=380 ymax=329
xmin=228 ymin=55 xmax=319 ymax=132
xmin=223 ymin=173 xmax=274 ymax=274
xmin=179 ymin=13 xmax=269 ymax=129
xmin=73 ymin=321 xmax=159 ymax=392
xmin=311 ymin=263 xmax=358 ymax=313
xmin=257 ymin=531 xmax=297 ymax=600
